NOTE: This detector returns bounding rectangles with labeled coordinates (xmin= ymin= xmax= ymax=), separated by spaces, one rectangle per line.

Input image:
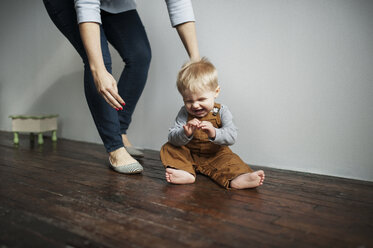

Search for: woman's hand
xmin=92 ymin=69 xmax=125 ymax=110
xmin=79 ymin=22 xmax=125 ymax=110
xmin=176 ymin=21 xmax=200 ymax=60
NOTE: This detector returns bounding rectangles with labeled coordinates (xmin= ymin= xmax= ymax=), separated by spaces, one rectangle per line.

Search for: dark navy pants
xmin=43 ymin=0 xmax=151 ymax=152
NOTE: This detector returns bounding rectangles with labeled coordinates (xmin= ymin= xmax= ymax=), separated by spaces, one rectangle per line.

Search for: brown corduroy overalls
xmin=160 ymin=103 xmax=253 ymax=189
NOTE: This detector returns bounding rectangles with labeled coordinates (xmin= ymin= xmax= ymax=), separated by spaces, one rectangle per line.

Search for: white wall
xmin=1 ymin=0 xmax=372 ymax=181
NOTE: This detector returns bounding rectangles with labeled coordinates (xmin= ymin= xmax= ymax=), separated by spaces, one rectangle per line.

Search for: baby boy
xmin=160 ymin=58 xmax=265 ymax=189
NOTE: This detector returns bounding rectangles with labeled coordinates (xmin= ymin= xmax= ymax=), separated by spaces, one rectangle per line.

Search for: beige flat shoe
xmin=108 ymin=157 xmax=143 ymax=174
xmin=125 ymin=146 xmax=144 ymax=158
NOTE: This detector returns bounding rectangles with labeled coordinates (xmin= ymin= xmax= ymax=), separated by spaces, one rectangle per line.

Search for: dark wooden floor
xmin=0 ymin=131 xmax=372 ymax=248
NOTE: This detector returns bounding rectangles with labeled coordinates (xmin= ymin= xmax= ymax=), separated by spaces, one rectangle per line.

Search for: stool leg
xmin=30 ymin=133 xmax=35 ymax=143
xmin=13 ymin=132 xmax=19 ymax=144
xmin=38 ymin=133 xmax=44 ymax=145
xmin=52 ymin=130 xmax=57 ymax=142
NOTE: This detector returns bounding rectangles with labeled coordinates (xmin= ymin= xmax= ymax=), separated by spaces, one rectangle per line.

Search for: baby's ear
xmin=215 ymin=86 xmax=221 ymax=98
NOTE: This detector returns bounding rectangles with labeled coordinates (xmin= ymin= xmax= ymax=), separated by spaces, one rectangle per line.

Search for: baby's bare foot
xmin=230 ymin=170 xmax=265 ymax=189
xmin=165 ymin=168 xmax=195 ymax=184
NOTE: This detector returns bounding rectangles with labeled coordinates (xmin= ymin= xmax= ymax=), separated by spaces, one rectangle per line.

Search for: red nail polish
xmin=116 ymin=108 xmax=119 ymax=111
xmin=122 ymin=102 xmax=125 ymax=106
xmin=120 ymin=107 xmax=123 ymax=110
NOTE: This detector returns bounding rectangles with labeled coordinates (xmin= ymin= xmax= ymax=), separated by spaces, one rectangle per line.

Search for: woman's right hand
xmin=92 ymin=69 xmax=125 ymax=110
xmin=78 ymin=22 xmax=125 ymax=110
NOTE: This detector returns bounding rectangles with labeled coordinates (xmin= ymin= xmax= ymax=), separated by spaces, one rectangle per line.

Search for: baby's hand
xmin=199 ymin=121 xmax=216 ymax=139
xmin=183 ymin=118 xmax=201 ymax=137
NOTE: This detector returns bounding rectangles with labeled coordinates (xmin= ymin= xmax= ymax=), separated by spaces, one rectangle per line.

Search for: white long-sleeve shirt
xmin=74 ymin=0 xmax=195 ymax=27
xmin=168 ymin=104 xmax=238 ymax=147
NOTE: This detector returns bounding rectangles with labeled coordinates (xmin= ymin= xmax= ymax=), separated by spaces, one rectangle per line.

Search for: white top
xmin=74 ymin=0 xmax=195 ymax=27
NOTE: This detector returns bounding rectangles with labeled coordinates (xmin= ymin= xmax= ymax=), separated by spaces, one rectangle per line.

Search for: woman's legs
xmin=82 ymin=34 xmax=124 ymax=153
xmin=42 ymin=0 xmax=124 ymax=153
xmin=101 ymin=10 xmax=152 ymax=135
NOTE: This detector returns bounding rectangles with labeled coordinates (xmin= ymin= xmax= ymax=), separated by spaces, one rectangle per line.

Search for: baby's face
xmin=182 ymin=87 xmax=220 ymax=118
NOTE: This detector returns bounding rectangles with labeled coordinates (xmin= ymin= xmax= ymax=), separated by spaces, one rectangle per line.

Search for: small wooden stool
xmin=9 ymin=114 xmax=59 ymax=145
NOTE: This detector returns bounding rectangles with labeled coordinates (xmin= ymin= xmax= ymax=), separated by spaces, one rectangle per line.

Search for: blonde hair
xmin=177 ymin=57 xmax=218 ymax=95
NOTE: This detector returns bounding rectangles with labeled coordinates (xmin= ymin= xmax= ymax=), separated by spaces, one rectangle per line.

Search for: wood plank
xmin=0 ymin=131 xmax=372 ymax=248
